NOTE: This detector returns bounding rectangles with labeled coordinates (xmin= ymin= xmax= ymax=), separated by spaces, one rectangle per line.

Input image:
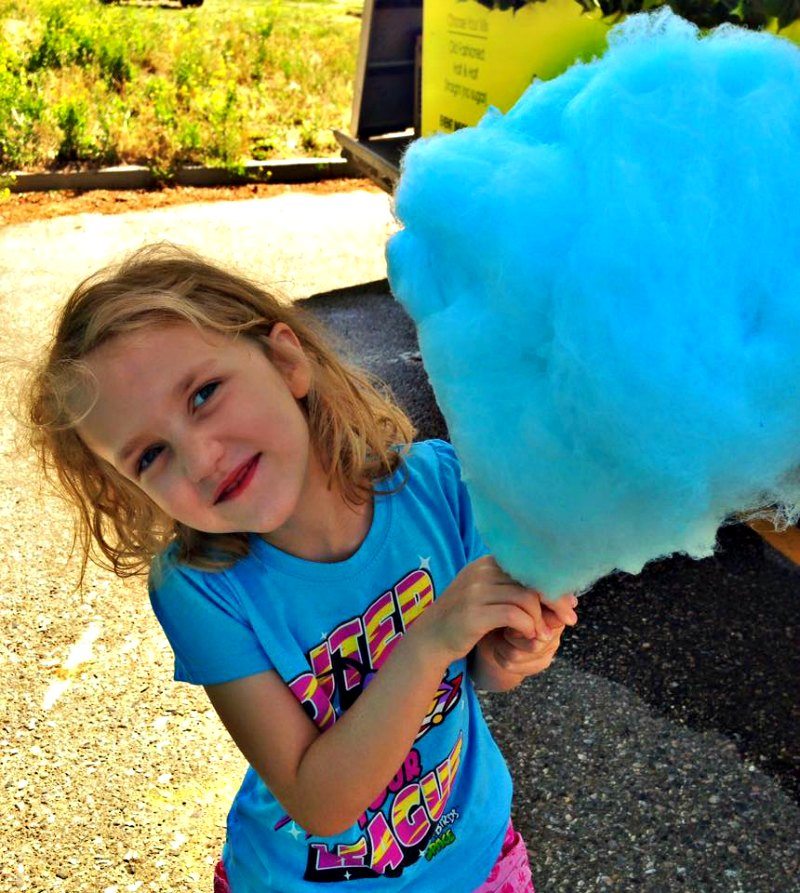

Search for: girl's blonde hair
xmin=26 ymin=242 xmax=415 ymax=582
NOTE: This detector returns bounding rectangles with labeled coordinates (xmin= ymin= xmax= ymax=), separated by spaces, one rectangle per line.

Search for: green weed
xmin=0 ymin=41 xmax=43 ymax=167
xmin=54 ymin=97 xmax=97 ymax=162
xmin=1 ymin=0 xmax=359 ymax=172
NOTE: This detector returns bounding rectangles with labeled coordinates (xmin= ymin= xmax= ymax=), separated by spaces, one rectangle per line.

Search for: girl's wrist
xmin=404 ymin=613 xmax=458 ymax=677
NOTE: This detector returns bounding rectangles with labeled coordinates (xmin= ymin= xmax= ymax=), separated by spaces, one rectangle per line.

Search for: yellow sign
xmin=421 ymin=0 xmax=800 ymax=136
xmin=421 ymin=0 xmax=609 ymax=135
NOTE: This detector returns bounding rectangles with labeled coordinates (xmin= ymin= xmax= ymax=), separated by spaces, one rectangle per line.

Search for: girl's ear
xmin=267 ymin=323 xmax=312 ymax=399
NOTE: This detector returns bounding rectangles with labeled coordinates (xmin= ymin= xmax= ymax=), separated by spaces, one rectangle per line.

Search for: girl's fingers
xmin=502 ymin=625 xmax=556 ymax=648
xmin=488 ymin=604 xmax=538 ymax=641
xmin=481 ymin=559 xmax=577 ymax=632
xmin=522 ymin=589 xmax=549 ymax=641
xmin=540 ymin=606 xmax=567 ymax=633
xmin=486 ymin=584 xmax=545 ymax=639
xmin=490 ymin=586 xmax=553 ymax=642
xmin=503 ymin=584 xmax=576 ymax=638
xmin=543 ymin=593 xmax=579 ymax=627
xmin=503 ymin=626 xmax=528 ymax=644
xmin=493 ymin=635 xmax=560 ymax=673
xmin=504 ymin=625 xmax=564 ymax=654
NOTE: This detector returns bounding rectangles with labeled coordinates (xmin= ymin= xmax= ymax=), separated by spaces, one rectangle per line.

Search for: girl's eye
xmin=137 ymin=445 xmax=163 ymax=476
xmin=192 ymin=380 xmax=219 ymax=410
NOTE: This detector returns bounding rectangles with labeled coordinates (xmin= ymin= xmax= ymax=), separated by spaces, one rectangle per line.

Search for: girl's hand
xmin=414 ymin=555 xmax=570 ymax=665
xmin=470 ymin=596 xmax=577 ymax=690
xmin=489 ymin=602 xmax=572 ymax=676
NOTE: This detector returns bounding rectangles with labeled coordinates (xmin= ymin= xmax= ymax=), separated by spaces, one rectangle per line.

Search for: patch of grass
xmin=0 ymin=0 xmax=361 ymax=173
xmin=0 ymin=39 xmax=44 ymax=168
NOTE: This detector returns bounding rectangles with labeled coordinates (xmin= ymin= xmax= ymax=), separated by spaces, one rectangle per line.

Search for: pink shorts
xmin=474 ymin=821 xmax=535 ymax=893
xmin=213 ymin=821 xmax=534 ymax=892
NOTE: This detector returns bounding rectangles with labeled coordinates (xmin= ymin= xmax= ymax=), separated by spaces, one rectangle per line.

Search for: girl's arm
xmin=205 ymin=620 xmax=451 ymax=837
xmin=204 ymin=556 xmax=547 ymax=838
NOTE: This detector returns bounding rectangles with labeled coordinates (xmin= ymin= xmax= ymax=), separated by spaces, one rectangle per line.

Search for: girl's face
xmin=77 ymin=321 xmax=317 ymax=537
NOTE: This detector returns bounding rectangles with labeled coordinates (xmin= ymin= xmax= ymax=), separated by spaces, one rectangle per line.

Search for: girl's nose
xmin=180 ymin=435 xmax=223 ymax=485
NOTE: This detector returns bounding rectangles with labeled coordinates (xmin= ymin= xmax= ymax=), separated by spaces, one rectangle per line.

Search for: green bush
xmin=27 ymin=2 xmax=96 ymax=72
xmin=1 ymin=0 xmax=360 ymax=173
xmin=98 ymin=39 xmax=132 ymax=91
xmin=0 ymin=43 xmax=44 ymax=168
xmin=55 ymin=97 xmax=97 ymax=162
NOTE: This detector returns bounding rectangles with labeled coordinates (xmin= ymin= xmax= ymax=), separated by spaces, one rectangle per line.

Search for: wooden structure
xmin=335 ymin=0 xmax=422 ymax=193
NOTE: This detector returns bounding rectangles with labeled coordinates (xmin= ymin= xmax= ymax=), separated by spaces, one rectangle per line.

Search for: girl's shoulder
xmin=394 ymin=439 xmax=471 ymax=516
xmin=400 ymin=438 xmax=465 ymax=491
xmin=404 ymin=437 xmax=461 ymax=475
xmin=148 ymin=540 xmax=251 ymax=610
xmin=401 ymin=438 xmax=487 ymax=561
xmin=147 ymin=543 xmax=271 ymax=686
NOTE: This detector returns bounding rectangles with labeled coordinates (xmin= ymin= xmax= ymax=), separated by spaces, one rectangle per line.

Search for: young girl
xmin=27 ymin=243 xmax=578 ymax=893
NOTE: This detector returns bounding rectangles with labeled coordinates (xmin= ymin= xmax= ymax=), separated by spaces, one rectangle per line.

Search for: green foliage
xmin=0 ymin=0 xmax=359 ymax=173
xmin=55 ymin=97 xmax=100 ymax=162
xmin=575 ymin=0 xmax=800 ymax=28
xmin=144 ymin=76 xmax=178 ymax=127
xmin=0 ymin=40 xmax=43 ymax=167
xmin=26 ymin=3 xmax=92 ymax=71
xmin=98 ymin=37 xmax=132 ymax=91
xmin=174 ymin=44 xmax=205 ymax=93
xmin=0 ymin=170 xmax=16 ymax=200
xmin=205 ymin=82 xmax=245 ymax=167
xmin=251 ymin=7 xmax=278 ymax=80
xmin=177 ymin=119 xmax=202 ymax=156
xmin=54 ymin=98 xmax=85 ymax=161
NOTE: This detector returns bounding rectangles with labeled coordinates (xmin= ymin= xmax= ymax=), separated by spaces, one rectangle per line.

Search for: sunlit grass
xmin=0 ymin=0 xmax=361 ymax=173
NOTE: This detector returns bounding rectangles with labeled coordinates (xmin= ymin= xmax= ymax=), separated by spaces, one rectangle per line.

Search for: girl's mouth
xmin=214 ymin=455 xmax=260 ymax=504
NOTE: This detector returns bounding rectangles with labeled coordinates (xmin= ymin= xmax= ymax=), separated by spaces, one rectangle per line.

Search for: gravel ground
xmin=484 ymin=666 xmax=800 ymax=893
xmin=1 ymin=186 xmax=798 ymax=893
xmin=0 ymin=185 xmax=394 ymax=893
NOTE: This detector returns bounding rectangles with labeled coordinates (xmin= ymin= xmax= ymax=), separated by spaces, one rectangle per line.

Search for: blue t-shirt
xmin=149 ymin=440 xmax=513 ymax=892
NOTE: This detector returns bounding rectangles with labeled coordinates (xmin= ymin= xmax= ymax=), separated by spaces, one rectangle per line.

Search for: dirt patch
xmin=0 ymin=178 xmax=383 ymax=227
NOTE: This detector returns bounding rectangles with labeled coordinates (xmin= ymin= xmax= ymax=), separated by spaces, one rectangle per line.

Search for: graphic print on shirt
xmin=285 ymin=564 xmax=466 ymax=882
xmin=304 ymin=734 xmax=463 ymax=882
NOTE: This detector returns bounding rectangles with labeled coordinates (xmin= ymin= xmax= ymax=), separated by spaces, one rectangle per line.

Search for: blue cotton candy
xmin=387 ymin=9 xmax=800 ymax=599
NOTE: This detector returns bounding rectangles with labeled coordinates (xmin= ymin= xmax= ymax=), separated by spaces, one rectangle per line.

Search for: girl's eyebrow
xmin=115 ymin=360 xmax=218 ymax=467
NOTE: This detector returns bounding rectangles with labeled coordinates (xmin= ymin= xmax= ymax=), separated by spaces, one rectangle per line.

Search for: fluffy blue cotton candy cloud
xmin=387 ymin=9 xmax=800 ymax=599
